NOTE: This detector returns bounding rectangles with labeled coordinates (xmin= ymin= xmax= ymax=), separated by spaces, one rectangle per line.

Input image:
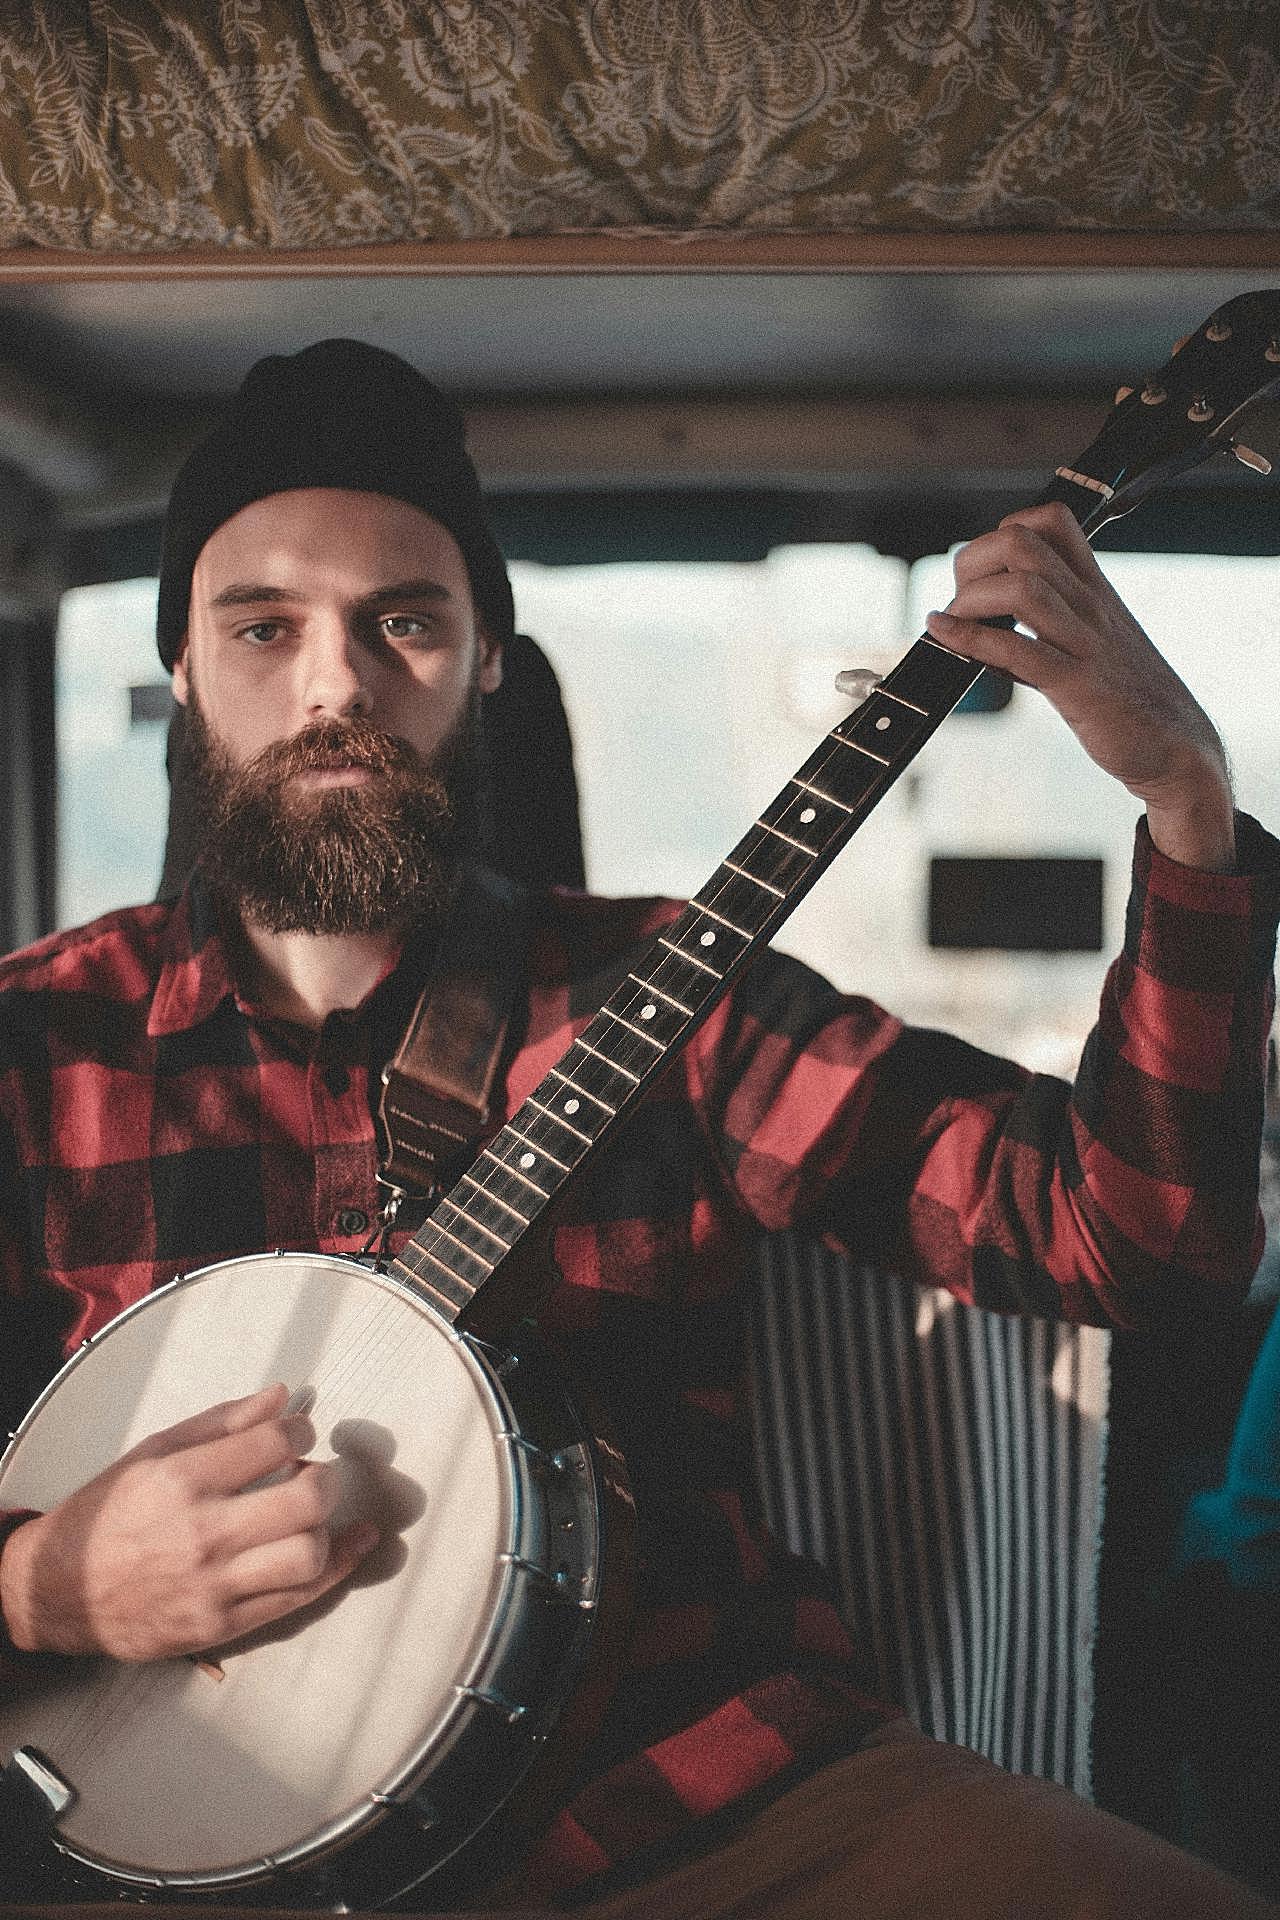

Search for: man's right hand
xmin=0 ymin=1384 xmax=378 ymax=1661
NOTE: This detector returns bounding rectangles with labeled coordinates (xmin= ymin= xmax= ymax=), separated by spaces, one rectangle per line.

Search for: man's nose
xmin=302 ymin=622 xmax=374 ymax=720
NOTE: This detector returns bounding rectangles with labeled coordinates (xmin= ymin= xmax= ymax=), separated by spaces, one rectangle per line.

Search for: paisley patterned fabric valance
xmin=0 ymin=1 xmax=1275 ymax=254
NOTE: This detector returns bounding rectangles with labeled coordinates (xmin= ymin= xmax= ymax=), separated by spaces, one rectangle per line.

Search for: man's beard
xmin=183 ymin=688 xmax=489 ymax=937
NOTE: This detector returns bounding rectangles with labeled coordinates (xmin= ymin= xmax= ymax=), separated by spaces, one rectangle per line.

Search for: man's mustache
xmin=242 ymin=720 xmax=427 ymax=785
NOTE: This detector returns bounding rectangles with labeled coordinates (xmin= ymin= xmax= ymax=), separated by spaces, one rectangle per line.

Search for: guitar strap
xmin=376 ymin=863 xmax=531 ymax=1222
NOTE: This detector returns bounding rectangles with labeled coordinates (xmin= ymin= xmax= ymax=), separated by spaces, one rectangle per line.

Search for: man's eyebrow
xmin=359 ymin=579 xmax=454 ymax=607
xmin=209 ymin=583 xmax=307 ymax=609
xmin=207 ymin=579 xmax=454 ymax=610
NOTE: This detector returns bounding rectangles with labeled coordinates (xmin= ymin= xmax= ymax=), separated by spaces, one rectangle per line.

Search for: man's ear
xmin=478 ymin=627 xmax=503 ymax=696
xmin=171 ymin=641 xmax=190 ymax=707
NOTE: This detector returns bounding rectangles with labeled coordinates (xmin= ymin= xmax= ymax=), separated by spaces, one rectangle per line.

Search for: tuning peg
xmin=1231 ymin=440 xmax=1273 ymax=475
xmin=834 ymin=667 xmax=882 ymax=703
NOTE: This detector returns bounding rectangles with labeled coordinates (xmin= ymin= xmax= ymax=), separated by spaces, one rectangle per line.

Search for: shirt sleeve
xmin=685 ymin=813 xmax=1280 ymax=1330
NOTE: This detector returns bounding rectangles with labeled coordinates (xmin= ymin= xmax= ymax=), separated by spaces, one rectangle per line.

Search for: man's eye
xmin=380 ymin=614 xmax=431 ymax=641
xmin=239 ymin=622 xmax=283 ymax=646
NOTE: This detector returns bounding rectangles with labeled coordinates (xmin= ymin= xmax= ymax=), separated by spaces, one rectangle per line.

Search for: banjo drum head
xmin=0 ymin=1252 xmax=518 ymax=1883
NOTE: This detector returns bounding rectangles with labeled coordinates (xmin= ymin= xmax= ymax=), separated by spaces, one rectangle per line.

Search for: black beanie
xmin=156 ymin=338 xmax=514 ymax=669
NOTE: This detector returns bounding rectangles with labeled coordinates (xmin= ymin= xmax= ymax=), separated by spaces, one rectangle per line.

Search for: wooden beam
xmin=56 ymin=392 xmax=1116 ymax=526
xmin=462 ymin=395 xmax=1107 ymax=489
xmin=0 ymin=231 xmax=1277 ymax=282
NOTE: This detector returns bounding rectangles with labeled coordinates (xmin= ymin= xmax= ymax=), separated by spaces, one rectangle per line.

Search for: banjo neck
xmin=388 ymin=289 xmax=1280 ymax=1335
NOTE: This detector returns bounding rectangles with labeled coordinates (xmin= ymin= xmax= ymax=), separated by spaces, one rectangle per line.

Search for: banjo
xmin=1 ymin=292 xmax=1278 ymax=1909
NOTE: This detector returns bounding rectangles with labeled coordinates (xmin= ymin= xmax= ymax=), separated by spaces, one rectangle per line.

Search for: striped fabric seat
xmin=747 ymin=1233 xmax=1111 ymax=1796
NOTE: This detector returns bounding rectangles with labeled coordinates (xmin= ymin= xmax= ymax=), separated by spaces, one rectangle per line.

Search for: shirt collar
xmin=145 ymin=868 xmax=448 ymax=1041
xmin=146 ymin=871 xmax=239 ymax=1038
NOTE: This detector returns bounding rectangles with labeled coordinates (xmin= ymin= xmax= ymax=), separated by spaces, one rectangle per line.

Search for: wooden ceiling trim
xmin=0 ymin=231 xmax=1277 ymax=282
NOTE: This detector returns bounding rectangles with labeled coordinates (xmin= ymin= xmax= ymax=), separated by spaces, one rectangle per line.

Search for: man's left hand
xmin=924 ymin=502 xmax=1235 ymax=872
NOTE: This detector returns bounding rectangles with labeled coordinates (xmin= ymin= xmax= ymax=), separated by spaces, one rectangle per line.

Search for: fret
xmin=835 ymin=690 xmax=931 ymax=765
xmin=761 ymin=783 xmax=848 ymax=855
xmin=730 ymin=824 xmax=813 ymax=897
xmin=480 ymin=1139 xmax=556 ymax=1202
xmin=507 ymin=1116 xmax=575 ymax=1175
xmin=393 ymin=1260 xmax=474 ymax=1322
xmin=675 ymin=904 xmax=753 ymax=973
xmin=830 ymin=727 xmax=890 ymax=768
xmin=658 ymin=934 xmax=723 ymax=984
xmin=547 ymin=1061 xmax=618 ymax=1125
xmin=577 ymin=1034 xmax=642 ymax=1084
xmin=427 ymin=1182 xmax=514 ymax=1259
xmin=793 ymin=774 xmax=854 ymax=815
xmin=554 ymin=1043 xmax=635 ymax=1115
xmin=876 ymin=683 xmax=928 ymax=717
xmin=459 ymin=1169 xmax=531 ymax=1228
xmin=633 ymin=942 xmax=715 ymax=1013
xmin=598 ymin=1004 xmax=667 ymax=1051
xmin=527 ymin=1090 xmax=595 ymax=1146
xmin=790 ymin=736 xmax=883 ymax=813
xmin=693 ymin=868 xmax=775 ymax=933
xmin=625 ymin=971 xmax=692 ymax=1017
xmin=575 ymin=1021 xmax=654 ymax=1089
xmin=722 ymin=856 xmax=786 ymax=900
xmin=411 ymin=1220 xmax=494 ymax=1284
xmin=882 ymin=639 xmax=981 ymax=715
xmin=757 ymin=816 xmax=817 ymax=857
xmin=396 ymin=1238 xmax=482 ymax=1307
xmin=687 ymin=897 xmax=752 ymax=938
xmin=602 ymin=982 xmax=688 ymax=1050
xmin=511 ymin=1096 xmax=596 ymax=1164
xmin=420 ymin=1206 xmax=499 ymax=1272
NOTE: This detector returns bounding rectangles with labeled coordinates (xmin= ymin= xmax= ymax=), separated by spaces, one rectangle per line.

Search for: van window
xmin=55 ymin=578 xmax=170 ymax=930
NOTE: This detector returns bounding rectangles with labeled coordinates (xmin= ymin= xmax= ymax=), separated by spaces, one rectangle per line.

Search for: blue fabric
xmin=1181 ymin=1304 xmax=1280 ymax=1589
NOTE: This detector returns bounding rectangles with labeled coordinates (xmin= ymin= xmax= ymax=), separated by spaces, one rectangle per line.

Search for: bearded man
xmin=0 ymin=340 xmax=1277 ymax=1920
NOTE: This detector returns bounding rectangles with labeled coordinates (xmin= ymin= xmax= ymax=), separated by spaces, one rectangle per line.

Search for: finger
xmin=218 ymin=1522 xmax=380 ymax=1637
xmin=953 ymin=517 xmax=1098 ymax=625
xmin=218 ymin=1460 xmax=342 ymax=1552
xmin=924 ymin=607 xmax=1077 ymax=690
xmin=935 ymin=573 xmax=1091 ymax=661
xmin=224 ymin=1524 xmax=338 ymax=1596
xmin=994 ymin=501 xmax=1097 ymax=574
xmin=127 ymin=1383 xmax=291 ymax=1462
xmin=187 ymin=1410 xmax=317 ymax=1496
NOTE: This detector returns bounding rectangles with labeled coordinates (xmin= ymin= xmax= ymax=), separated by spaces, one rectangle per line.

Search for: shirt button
xmin=323 ymin=1065 xmax=350 ymax=1097
xmin=335 ymin=1207 xmax=369 ymax=1236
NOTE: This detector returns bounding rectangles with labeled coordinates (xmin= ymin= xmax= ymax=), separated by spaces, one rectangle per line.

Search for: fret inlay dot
xmin=875 ymin=715 xmax=891 ymax=731
xmin=519 ymin=1152 xmax=536 ymax=1170
xmin=640 ymin=1004 xmax=656 ymax=1020
xmin=564 ymin=1098 xmax=580 ymax=1115
xmin=799 ymin=806 xmax=816 ymax=823
xmin=700 ymin=930 xmax=716 ymax=946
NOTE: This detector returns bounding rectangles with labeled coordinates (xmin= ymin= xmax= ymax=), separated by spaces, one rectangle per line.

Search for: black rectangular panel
xmin=928 ymin=856 xmax=1104 ymax=952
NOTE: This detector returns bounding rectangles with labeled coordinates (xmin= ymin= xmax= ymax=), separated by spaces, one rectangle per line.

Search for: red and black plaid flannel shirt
xmin=1 ymin=816 xmax=1278 ymax=1894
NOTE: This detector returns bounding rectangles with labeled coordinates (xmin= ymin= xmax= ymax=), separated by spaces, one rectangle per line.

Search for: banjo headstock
xmin=1064 ymin=289 xmax=1280 ymax=522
